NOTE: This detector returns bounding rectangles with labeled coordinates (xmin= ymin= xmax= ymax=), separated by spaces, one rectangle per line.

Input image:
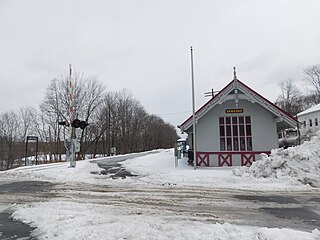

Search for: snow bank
xmin=11 ymin=200 xmax=320 ymax=240
xmin=233 ymin=132 xmax=320 ymax=187
xmin=3 ymin=159 xmax=106 ymax=184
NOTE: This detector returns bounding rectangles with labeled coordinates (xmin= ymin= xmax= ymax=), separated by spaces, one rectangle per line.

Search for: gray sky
xmin=1 ymin=0 xmax=320 ymax=131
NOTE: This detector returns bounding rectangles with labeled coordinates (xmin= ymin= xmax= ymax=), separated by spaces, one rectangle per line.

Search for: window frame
xmin=219 ymin=116 xmax=252 ymax=151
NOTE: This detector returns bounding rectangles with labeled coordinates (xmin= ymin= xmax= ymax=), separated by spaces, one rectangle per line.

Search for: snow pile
xmin=4 ymin=159 xmax=106 ymax=184
xmin=233 ymin=132 xmax=320 ymax=187
xmin=11 ymin=200 xmax=320 ymax=240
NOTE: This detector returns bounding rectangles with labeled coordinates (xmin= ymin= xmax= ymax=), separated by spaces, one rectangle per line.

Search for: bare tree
xmin=275 ymin=79 xmax=303 ymax=116
xmin=0 ymin=111 xmax=20 ymax=169
xmin=75 ymin=76 xmax=106 ymax=156
xmin=0 ymin=69 xmax=179 ymax=168
xmin=88 ymin=89 xmax=178 ymax=156
xmin=89 ymin=91 xmax=119 ymax=156
xmin=303 ymin=64 xmax=320 ymax=104
xmin=19 ymin=107 xmax=38 ymax=140
xmin=40 ymin=77 xmax=67 ymax=161
xmin=40 ymin=72 xmax=106 ymax=159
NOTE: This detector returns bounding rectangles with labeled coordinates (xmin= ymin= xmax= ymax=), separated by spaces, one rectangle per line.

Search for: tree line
xmin=0 ymin=72 xmax=178 ymax=170
xmin=275 ymin=64 xmax=320 ymax=116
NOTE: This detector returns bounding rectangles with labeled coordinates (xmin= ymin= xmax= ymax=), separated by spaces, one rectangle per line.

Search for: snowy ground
xmin=1 ymin=149 xmax=320 ymax=240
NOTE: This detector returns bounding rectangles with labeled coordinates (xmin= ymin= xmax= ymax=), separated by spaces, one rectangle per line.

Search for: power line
xmin=154 ymin=111 xmax=191 ymax=116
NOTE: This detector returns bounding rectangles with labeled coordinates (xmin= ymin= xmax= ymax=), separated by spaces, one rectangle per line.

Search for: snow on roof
xmin=297 ymin=103 xmax=320 ymax=116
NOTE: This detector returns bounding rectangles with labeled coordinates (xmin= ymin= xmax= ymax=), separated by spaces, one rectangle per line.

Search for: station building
xmin=178 ymin=68 xmax=297 ymax=167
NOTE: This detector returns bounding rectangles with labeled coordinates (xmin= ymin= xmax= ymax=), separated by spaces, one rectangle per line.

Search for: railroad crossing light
xmin=58 ymin=121 xmax=69 ymax=126
xmin=79 ymin=121 xmax=89 ymax=130
xmin=72 ymin=119 xmax=81 ymax=128
xmin=72 ymin=119 xmax=89 ymax=129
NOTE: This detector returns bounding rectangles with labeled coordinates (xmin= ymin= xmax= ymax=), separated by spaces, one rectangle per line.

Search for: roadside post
xmin=174 ymin=143 xmax=178 ymax=168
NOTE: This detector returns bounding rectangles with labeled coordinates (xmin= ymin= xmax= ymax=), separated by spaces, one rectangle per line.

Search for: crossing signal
xmin=72 ymin=119 xmax=89 ymax=129
xmin=58 ymin=121 xmax=69 ymax=126
xmin=72 ymin=119 xmax=81 ymax=128
xmin=79 ymin=121 xmax=89 ymax=130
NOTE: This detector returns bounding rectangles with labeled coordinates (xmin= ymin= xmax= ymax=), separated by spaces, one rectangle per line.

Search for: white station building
xmin=178 ymin=69 xmax=297 ymax=167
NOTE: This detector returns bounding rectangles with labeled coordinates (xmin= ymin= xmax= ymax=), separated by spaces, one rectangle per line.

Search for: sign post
xmin=25 ymin=136 xmax=39 ymax=166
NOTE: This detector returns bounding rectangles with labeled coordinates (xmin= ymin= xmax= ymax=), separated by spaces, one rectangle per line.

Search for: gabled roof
xmin=179 ymin=76 xmax=297 ymax=132
xmin=297 ymin=103 xmax=320 ymax=117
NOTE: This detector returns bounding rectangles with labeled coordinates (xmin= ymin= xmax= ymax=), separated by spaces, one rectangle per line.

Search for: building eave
xmin=179 ymin=78 xmax=297 ymax=132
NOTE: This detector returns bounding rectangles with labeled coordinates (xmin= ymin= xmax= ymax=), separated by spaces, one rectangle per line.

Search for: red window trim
xmin=219 ymin=116 xmax=252 ymax=151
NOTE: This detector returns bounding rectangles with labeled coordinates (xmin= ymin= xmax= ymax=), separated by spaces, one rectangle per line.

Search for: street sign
xmin=27 ymin=136 xmax=38 ymax=141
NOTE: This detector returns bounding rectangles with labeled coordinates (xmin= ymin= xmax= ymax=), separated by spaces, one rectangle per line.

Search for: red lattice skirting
xmin=195 ymin=151 xmax=270 ymax=167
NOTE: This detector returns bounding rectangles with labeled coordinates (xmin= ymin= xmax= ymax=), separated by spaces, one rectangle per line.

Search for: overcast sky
xmin=1 ymin=0 xmax=320 ymax=131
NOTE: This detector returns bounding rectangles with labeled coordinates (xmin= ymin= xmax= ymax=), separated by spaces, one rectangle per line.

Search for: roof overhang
xmin=179 ymin=79 xmax=297 ymax=132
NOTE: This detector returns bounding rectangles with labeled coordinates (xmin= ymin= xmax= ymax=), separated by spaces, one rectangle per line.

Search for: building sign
xmin=225 ymin=109 xmax=243 ymax=114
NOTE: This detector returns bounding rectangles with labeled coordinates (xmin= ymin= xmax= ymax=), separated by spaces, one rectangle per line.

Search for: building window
xmin=310 ymin=119 xmax=312 ymax=127
xmin=303 ymin=121 xmax=306 ymax=127
xmin=219 ymin=116 xmax=252 ymax=151
xmin=315 ymin=118 xmax=318 ymax=126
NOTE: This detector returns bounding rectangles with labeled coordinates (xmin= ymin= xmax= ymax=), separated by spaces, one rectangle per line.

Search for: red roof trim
xmin=179 ymin=79 xmax=235 ymax=127
xmin=179 ymin=79 xmax=297 ymax=128
xmin=238 ymin=80 xmax=297 ymax=122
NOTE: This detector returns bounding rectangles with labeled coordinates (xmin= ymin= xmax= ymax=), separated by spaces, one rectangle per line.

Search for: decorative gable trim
xmin=179 ymin=79 xmax=297 ymax=132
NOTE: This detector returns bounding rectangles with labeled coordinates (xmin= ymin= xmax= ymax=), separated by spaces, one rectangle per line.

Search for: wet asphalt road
xmin=0 ymin=152 xmax=159 ymax=239
xmin=0 ymin=152 xmax=320 ymax=238
xmin=0 ymin=212 xmax=35 ymax=240
xmin=2 ymin=180 xmax=318 ymax=236
xmin=0 ymin=181 xmax=56 ymax=240
xmin=92 ymin=151 xmax=160 ymax=179
xmin=233 ymin=194 xmax=320 ymax=230
xmin=93 ymin=156 xmax=320 ymax=231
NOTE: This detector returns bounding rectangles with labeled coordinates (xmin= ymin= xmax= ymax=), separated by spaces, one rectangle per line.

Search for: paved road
xmin=92 ymin=151 xmax=160 ymax=178
xmin=1 ymin=152 xmax=320 ymax=238
xmin=3 ymin=181 xmax=318 ymax=233
xmin=0 ymin=151 xmax=160 ymax=239
xmin=93 ymin=155 xmax=320 ymax=231
xmin=0 ymin=181 xmax=56 ymax=240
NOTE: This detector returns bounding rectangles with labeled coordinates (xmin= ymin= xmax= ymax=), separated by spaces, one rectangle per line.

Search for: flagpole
xmin=190 ymin=46 xmax=197 ymax=170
